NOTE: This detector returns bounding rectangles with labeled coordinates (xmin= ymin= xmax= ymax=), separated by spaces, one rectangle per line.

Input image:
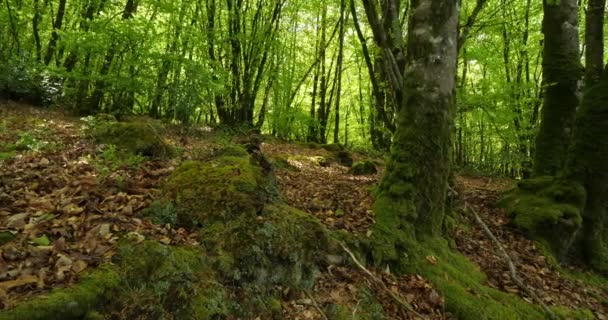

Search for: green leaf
xmin=0 ymin=231 xmax=16 ymax=245
xmin=32 ymin=235 xmax=51 ymax=246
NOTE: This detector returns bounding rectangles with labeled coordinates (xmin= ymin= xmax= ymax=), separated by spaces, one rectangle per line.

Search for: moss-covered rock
xmin=0 ymin=267 xmax=120 ymax=320
xmin=321 ymin=144 xmax=354 ymax=167
xmin=349 ymin=161 xmax=378 ymax=175
xmin=161 ymin=156 xmax=266 ymax=228
xmin=90 ymin=120 xmax=174 ymax=158
xmin=200 ymin=203 xmax=338 ymax=291
xmin=499 ymin=176 xmax=586 ymax=259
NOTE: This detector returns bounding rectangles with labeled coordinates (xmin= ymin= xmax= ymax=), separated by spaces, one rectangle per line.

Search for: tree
xmin=566 ymin=64 xmax=608 ymax=273
xmin=533 ymin=0 xmax=582 ymax=176
xmin=584 ymin=0 xmax=606 ymax=86
xmin=362 ymin=0 xmax=459 ymax=268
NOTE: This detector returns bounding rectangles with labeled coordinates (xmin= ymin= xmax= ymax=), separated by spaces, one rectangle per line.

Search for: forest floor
xmin=1 ymin=101 xmax=607 ymax=319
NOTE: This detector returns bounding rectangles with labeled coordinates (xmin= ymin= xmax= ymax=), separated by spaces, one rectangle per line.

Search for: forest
xmin=0 ymin=0 xmax=607 ymax=319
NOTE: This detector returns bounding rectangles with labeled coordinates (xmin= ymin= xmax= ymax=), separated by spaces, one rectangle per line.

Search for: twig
xmin=464 ymin=203 xmax=557 ymax=319
xmin=305 ymin=290 xmax=329 ymax=320
xmin=339 ymin=242 xmax=426 ymax=319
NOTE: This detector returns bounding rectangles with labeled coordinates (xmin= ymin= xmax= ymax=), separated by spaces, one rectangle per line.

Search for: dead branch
xmin=464 ymin=203 xmax=557 ymax=319
xmin=339 ymin=242 xmax=426 ymax=319
xmin=305 ymin=290 xmax=329 ymax=320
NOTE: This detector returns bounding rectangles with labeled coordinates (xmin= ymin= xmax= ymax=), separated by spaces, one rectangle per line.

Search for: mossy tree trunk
xmin=533 ymin=0 xmax=582 ymax=176
xmin=361 ymin=0 xmax=459 ymax=268
xmin=566 ymin=64 xmax=608 ymax=272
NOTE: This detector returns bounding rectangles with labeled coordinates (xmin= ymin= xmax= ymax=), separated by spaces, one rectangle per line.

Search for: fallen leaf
xmin=72 ymin=260 xmax=88 ymax=273
xmin=426 ymin=255 xmax=438 ymax=265
xmin=31 ymin=235 xmax=51 ymax=246
xmin=0 ymin=275 xmax=39 ymax=291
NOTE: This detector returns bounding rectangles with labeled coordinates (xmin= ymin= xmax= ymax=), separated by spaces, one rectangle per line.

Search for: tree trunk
xmin=363 ymin=0 xmax=459 ymax=268
xmin=533 ymin=0 xmax=582 ymax=176
xmin=333 ymin=0 xmax=347 ymax=144
xmin=43 ymin=0 xmax=67 ymax=66
xmin=86 ymin=0 xmax=138 ymax=115
xmin=32 ymin=0 xmax=42 ymax=62
xmin=584 ymin=0 xmax=606 ymax=86
xmin=566 ymin=64 xmax=608 ymax=273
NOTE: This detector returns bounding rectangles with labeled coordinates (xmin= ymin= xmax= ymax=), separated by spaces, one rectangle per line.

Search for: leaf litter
xmin=1 ymin=102 xmax=607 ymax=319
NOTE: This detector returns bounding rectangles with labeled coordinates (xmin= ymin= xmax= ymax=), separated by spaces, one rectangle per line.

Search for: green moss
xmin=349 ymin=161 xmax=378 ymax=175
xmin=142 ymin=200 xmax=177 ymax=225
xmin=0 ymin=151 xmax=15 ymax=162
xmin=0 ymin=267 xmax=120 ymax=320
xmin=566 ymin=69 xmax=608 ymax=274
xmin=216 ymin=144 xmax=250 ymax=157
xmin=162 ymin=156 xmax=265 ymax=228
xmin=90 ymin=120 xmax=174 ymax=158
xmin=110 ymin=241 xmax=212 ymax=319
xmin=322 ymin=143 xmax=344 ymax=152
xmin=200 ymin=203 xmax=337 ymax=291
xmin=414 ymin=239 xmax=549 ymax=320
xmin=499 ymin=177 xmax=585 ymax=259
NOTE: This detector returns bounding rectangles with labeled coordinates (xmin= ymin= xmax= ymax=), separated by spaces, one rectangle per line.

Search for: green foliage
xmin=0 ymin=57 xmax=58 ymax=106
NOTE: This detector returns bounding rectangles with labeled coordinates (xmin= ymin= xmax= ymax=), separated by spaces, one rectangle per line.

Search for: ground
xmin=0 ymin=101 xmax=607 ymax=319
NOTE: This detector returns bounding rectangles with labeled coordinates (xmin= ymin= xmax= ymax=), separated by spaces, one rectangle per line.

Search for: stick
xmin=305 ymin=290 xmax=329 ymax=320
xmin=339 ymin=243 xmax=426 ymax=319
xmin=464 ymin=203 xmax=557 ymax=319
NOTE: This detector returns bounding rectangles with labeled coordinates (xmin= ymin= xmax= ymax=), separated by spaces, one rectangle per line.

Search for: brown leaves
xmin=0 ymin=106 xmax=194 ymax=309
xmin=262 ymin=142 xmax=377 ymax=234
xmin=454 ymin=176 xmax=608 ymax=316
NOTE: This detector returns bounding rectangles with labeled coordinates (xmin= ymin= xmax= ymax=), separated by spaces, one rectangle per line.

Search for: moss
xmin=142 ymin=200 xmax=177 ymax=225
xmin=108 ymin=241 xmax=219 ymax=319
xmin=215 ymin=144 xmax=250 ymax=157
xmin=200 ymin=203 xmax=338 ymax=291
xmin=161 ymin=156 xmax=265 ymax=228
xmin=322 ymin=143 xmax=345 ymax=152
xmin=349 ymin=161 xmax=378 ymax=175
xmin=414 ymin=239 xmax=550 ymax=320
xmin=90 ymin=120 xmax=174 ymax=158
xmin=499 ymin=177 xmax=586 ymax=259
xmin=566 ymin=69 xmax=608 ymax=274
xmin=0 ymin=267 xmax=120 ymax=320
xmin=336 ymin=150 xmax=354 ymax=167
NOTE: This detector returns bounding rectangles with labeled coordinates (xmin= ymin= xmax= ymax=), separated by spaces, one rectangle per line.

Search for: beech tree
xmin=533 ymin=0 xmax=581 ymax=176
xmin=361 ymin=0 xmax=459 ymax=267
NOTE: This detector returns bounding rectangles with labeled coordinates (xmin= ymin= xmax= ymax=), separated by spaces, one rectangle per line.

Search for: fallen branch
xmin=339 ymin=242 xmax=426 ymax=319
xmin=305 ymin=290 xmax=329 ymax=320
xmin=463 ymin=203 xmax=557 ymax=319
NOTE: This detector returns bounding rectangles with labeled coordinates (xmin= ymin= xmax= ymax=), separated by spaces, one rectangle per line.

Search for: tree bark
xmin=584 ymin=0 xmax=606 ymax=87
xmin=566 ymin=64 xmax=608 ymax=273
xmin=363 ymin=0 xmax=459 ymax=267
xmin=333 ymin=0 xmax=347 ymax=144
xmin=43 ymin=0 xmax=67 ymax=66
xmin=533 ymin=0 xmax=582 ymax=176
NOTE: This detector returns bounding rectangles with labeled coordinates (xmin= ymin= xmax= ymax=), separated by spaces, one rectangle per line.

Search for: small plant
xmin=94 ymin=144 xmax=146 ymax=177
xmin=143 ymin=201 xmax=178 ymax=226
xmin=16 ymin=132 xmax=49 ymax=151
